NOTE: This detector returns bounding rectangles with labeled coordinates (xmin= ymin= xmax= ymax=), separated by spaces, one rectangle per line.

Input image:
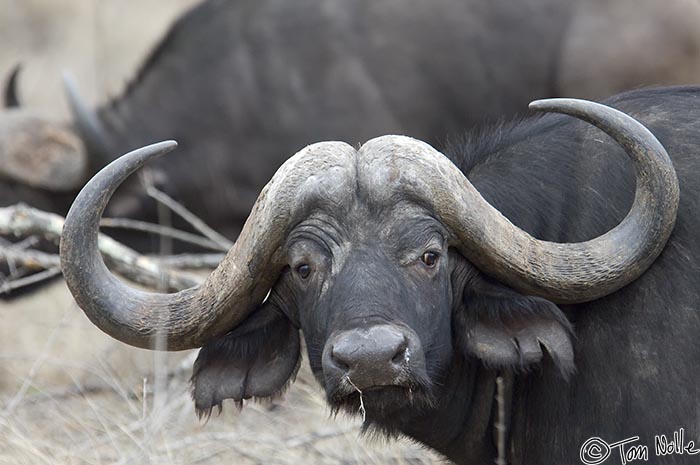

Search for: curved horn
xmin=359 ymin=99 xmax=678 ymax=304
xmin=60 ymin=140 xmax=357 ymax=350
xmin=62 ymin=71 xmax=113 ymax=168
xmin=4 ymin=64 xmax=21 ymax=108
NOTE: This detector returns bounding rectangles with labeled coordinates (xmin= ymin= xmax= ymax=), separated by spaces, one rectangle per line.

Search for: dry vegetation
xmin=0 ymin=282 xmax=442 ymax=465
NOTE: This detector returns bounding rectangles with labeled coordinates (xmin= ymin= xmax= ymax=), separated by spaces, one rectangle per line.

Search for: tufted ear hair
xmin=191 ymin=301 xmax=301 ymax=418
xmin=452 ymin=264 xmax=575 ymax=379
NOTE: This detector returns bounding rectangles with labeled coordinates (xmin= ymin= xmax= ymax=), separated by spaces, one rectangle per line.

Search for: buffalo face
xmin=282 ymin=205 xmax=454 ymax=417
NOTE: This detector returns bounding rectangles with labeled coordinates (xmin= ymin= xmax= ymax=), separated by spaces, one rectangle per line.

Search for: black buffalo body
xmin=61 ymin=87 xmax=699 ymax=464
xmin=193 ymin=88 xmax=700 ymax=463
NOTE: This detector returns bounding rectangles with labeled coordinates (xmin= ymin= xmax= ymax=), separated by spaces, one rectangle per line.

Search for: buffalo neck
xmin=370 ymin=355 xmax=502 ymax=464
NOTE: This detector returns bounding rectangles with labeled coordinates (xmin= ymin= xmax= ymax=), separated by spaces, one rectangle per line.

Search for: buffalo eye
xmin=296 ymin=264 xmax=311 ymax=279
xmin=421 ymin=252 xmax=439 ymax=268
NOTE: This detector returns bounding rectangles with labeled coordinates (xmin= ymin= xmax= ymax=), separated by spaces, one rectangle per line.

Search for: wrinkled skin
xmin=192 ymin=88 xmax=700 ymax=464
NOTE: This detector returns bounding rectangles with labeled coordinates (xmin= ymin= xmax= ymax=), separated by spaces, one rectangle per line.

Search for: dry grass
xmin=0 ymin=282 xmax=443 ymax=465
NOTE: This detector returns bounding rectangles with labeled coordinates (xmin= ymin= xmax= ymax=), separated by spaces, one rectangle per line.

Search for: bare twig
xmin=100 ymin=217 xmax=226 ymax=251
xmin=0 ymin=204 xmax=203 ymax=292
xmin=0 ymin=244 xmax=66 ymax=292
xmin=148 ymin=253 xmax=225 ymax=269
xmin=0 ymin=246 xmax=18 ymax=278
xmin=156 ymin=192 xmax=173 ymax=262
xmin=0 ymin=203 xmax=72 ymax=246
xmin=1 ymin=244 xmax=61 ymax=270
xmin=145 ymin=185 xmax=234 ymax=250
xmin=0 ymin=266 xmax=62 ymax=293
xmin=495 ymin=376 xmax=507 ymax=465
xmin=2 ymin=235 xmax=39 ymax=249
xmin=0 ymin=236 xmax=38 ymax=276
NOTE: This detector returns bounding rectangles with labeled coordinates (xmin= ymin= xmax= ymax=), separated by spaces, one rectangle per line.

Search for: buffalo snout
xmin=322 ymin=325 xmax=425 ymax=391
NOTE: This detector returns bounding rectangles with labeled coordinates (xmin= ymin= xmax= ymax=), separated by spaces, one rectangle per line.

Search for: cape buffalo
xmin=59 ymin=86 xmax=699 ymax=464
xmin=5 ymin=0 xmax=700 ymax=244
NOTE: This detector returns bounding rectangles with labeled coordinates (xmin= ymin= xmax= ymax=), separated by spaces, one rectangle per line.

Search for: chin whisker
xmin=345 ymin=376 xmax=367 ymax=423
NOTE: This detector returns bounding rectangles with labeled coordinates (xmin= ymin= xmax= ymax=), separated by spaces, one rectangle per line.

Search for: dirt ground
xmin=0 ymin=2 xmax=442 ymax=464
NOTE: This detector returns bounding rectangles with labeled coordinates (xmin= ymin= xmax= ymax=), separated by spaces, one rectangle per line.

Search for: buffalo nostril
xmin=330 ymin=346 xmax=351 ymax=372
xmin=391 ymin=337 xmax=409 ymax=365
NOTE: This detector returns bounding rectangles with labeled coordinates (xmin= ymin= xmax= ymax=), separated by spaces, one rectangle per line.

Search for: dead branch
xmin=148 ymin=253 xmax=225 ymax=269
xmin=0 ymin=245 xmax=60 ymax=291
xmin=1 ymin=244 xmax=61 ymax=270
xmin=100 ymin=217 xmax=226 ymax=251
xmin=145 ymin=185 xmax=234 ymax=250
xmin=0 ymin=204 xmax=204 ymax=293
xmin=0 ymin=266 xmax=62 ymax=293
xmin=0 ymin=235 xmax=39 ymax=249
xmin=0 ymin=203 xmax=69 ymax=246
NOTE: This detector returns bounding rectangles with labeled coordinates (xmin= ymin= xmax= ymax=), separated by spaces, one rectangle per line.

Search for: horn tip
xmin=528 ymin=98 xmax=557 ymax=111
xmin=529 ymin=98 xmax=587 ymax=112
xmin=158 ymin=140 xmax=178 ymax=151
xmin=119 ymin=140 xmax=178 ymax=165
xmin=136 ymin=140 xmax=179 ymax=161
xmin=4 ymin=63 xmax=22 ymax=108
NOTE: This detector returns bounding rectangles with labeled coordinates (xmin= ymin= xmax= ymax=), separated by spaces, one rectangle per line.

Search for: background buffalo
xmin=4 ymin=0 xmax=700 ymax=243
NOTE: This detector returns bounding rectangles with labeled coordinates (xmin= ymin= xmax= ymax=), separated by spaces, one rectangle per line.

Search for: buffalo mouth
xmin=327 ymin=377 xmax=436 ymax=420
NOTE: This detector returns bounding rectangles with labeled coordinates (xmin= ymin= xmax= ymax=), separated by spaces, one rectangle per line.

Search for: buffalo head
xmin=59 ymin=99 xmax=678 ymax=429
xmin=0 ymin=66 xmax=88 ymax=195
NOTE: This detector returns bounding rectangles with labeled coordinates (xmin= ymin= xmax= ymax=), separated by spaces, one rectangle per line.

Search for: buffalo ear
xmin=454 ymin=273 xmax=574 ymax=378
xmin=191 ymin=303 xmax=301 ymax=417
